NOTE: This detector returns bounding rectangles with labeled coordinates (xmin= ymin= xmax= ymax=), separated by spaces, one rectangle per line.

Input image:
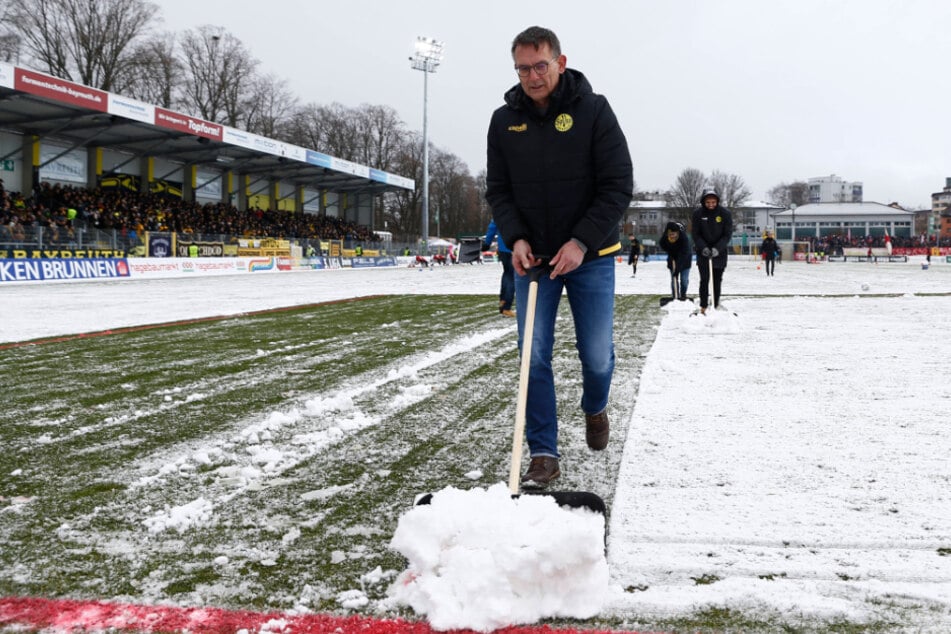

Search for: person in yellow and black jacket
xmin=691 ymin=188 xmax=733 ymax=314
xmin=485 ymin=25 xmax=633 ymax=489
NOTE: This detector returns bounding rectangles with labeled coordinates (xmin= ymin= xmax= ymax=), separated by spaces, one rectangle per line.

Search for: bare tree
xmin=179 ymin=25 xmax=258 ymax=126
xmin=709 ymin=170 xmax=752 ymax=209
xmin=789 ymin=181 xmax=810 ymax=206
xmin=342 ymin=104 xmax=411 ymax=233
xmin=474 ymin=169 xmax=491 ymax=231
xmin=282 ymin=103 xmax=325 ymax=150
xmin=428 ymin=147 xmax=480 ymax=237
xmin=0 ymin=33 xmax=18 ymax=63
xmin=767 ymin=181 xmax=810 ymax=207
xmin=666 ymin=167 xmax=706 ymax=212
xmin=319 ymin=103 xmax=360 ymax=161
xmin=383 ymin=133 xmax=424 ymax=240
xmin=350 ymin=104 xmax=407 ymax=172
xmin=113 ymin=33 xmax=181 ymax=107
xmin=0 ymin=4 xmax=21 ymax=63
xmin=242 ymin=73 xmax=298 ymax=138
xmin=283 ymin=102 xmax=360 ymax=160
xmin=7 ymin=0 xmax=158 ymax=90
xmin=379 ymin=133 xmax=481 ymax=241
xmin=283 ymin=102 xmax=409 ymax=174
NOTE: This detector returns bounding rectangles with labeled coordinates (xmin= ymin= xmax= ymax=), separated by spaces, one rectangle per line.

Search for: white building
xmin=734 ymin=200 xmax=785 ymax=239
xmin=628 ymin=199 xmax=917 ymax=242
xmin=931 ymin=177 xmax=951 ymax=215
xmin=808 ymin=174 xmax=863 ymax=203
xmin=931 ymin=177 xmax=951 ymax=239
xmin=623 ymin=201 xmax=667 ymax=239
xmin=624 ymin=199 xmax=784 ymax=244
xmin=771 ymin=202 xmax=915 ymax=241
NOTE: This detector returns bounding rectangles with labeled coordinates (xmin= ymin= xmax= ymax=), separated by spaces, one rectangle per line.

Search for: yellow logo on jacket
xmin=716 ymin=215 xmax=722 ymax=223
xmin=507 ymin=123 xmax=527 ymax=132
xmin=554 ymin=114 xmax=573 ymax=132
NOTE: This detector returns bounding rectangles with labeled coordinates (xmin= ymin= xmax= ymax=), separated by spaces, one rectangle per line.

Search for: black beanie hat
xmin=665 ymin=221 xmax=681 ymax=233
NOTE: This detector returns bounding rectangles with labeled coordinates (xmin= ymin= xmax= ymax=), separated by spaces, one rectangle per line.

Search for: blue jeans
xmin=670 ymin=268 xmax=690 ymax=298
xmin=514 ymin=256 xmax=616 ymax=458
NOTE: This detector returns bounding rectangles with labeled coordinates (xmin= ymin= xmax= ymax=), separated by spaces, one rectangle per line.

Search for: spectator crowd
xmin=803 ymin=232 xmax=948 ymax=255
xmin=1 ymin=180 xmax=381 ymax=248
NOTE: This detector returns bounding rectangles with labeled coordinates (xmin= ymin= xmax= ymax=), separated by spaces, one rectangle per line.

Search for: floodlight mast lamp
xmin=790 ymin=203 xmax=797 ymax=241
xmin=409 ymin=36 xmax=444 ymax=255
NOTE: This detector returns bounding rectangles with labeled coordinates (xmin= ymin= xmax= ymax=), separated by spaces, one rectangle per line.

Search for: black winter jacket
xmin=659 ymin=228 xmax=692 ymax=273
xmin=485 ymin=69 xmax=633 ymax=261
xmin=691 ymin=201 xmax=733 ymax=269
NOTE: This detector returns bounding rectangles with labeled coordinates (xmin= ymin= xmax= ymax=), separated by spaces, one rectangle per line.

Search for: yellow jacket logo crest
xmin=554 ymin=114 xmax=573 ymax=132
xmin=507 ymin=123 xmax=528 ymax=132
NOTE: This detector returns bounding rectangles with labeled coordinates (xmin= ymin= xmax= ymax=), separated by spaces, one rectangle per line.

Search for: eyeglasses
xmin=514 ymin=58 xmax=557 ymax=77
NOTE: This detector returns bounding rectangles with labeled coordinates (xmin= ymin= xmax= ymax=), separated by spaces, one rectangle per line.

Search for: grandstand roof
xmin=0 ymin=62 xmax=413 ymax=195
xmin=772 ymin=202 xmax=916 ymax=218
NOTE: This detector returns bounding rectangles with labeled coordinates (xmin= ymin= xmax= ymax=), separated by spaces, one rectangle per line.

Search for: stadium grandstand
xmin=0 ymin=61 xmax=413 ymax=259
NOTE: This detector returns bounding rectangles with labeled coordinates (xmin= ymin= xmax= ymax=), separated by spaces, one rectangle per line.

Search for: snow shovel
xmin=418 ymin=264 xmax=605 ymax=516
xmin=505 ymin=264 xmax=605 ymax=513
xmin=659 ymin=260 xmax=682 ymax=306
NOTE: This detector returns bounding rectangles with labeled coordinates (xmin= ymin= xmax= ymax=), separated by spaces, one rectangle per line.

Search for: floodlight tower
xmin=409 ymin=36 xmax=444 ymax=255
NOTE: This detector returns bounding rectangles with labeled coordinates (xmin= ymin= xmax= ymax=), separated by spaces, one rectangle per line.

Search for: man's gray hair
xmin=511 ymin=26 xmax=561 ymax=58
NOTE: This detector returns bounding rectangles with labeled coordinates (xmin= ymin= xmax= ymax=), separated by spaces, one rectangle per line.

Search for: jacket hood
xmin=700 ymin=188 xmax=720 ymax=205
xmin=503 ymin=67 xmax=592 ymax=111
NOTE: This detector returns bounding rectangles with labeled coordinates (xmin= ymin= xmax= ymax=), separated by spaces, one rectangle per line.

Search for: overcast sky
xmin=152 ymin=0 xmax=949 ymax=208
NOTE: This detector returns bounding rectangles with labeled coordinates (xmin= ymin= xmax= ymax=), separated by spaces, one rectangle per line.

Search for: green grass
xmin=0 ymin=294 xmax=906 ymax=632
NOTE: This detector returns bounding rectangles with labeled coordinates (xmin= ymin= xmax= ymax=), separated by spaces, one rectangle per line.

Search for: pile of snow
xmin=387 ymin=483 xmax=608 ymax=632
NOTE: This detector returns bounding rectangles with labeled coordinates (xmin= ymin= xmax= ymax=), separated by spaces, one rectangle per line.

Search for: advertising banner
xmin=222 ymin=127 xmax=252 ymax=149
xmin=350 ymin=256 xmax=398 ymax=268
xmin=195 ymin=170 xmax=223 ymax=197
xmin=39 ymin=144 xmax=87 ymax=184
xmin=305 ymin=150 xmax=331 ymax=169
xmin=0 ymin=248 xmax=126 ymax=259
xmin=0 ymin=258 xmax=130 ymax=283
xmin=15 ymin=68 xmax=107 ymax=111
xmin=247 ymin=256 xmax=294 ymax=272
xmin=108 ymin=94 xmax=154 ymax=124
xmin=148 ymin=233 xmax=174 ymax=257
xmin=176 ymin=241 xmax=225 ymax=257
xmin=155 ymin=108 xmax=222 ymax=141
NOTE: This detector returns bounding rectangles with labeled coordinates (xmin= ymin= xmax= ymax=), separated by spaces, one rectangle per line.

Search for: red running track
xmin=0 ymin=596 xmax=654 ymax=634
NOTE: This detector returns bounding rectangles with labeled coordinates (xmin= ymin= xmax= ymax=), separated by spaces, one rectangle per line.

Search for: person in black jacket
xmin=628 ymin=235 xmax=640 ymax=277
xmin=485 ymin=25 xmax=633 ymax=488
xmin=659 ymin=221 xmax=691 ymax=299
xmin=761 ymin=231 xmax=779 ymax=276
xmin=691 ymin=188 xmax=733 ymax=314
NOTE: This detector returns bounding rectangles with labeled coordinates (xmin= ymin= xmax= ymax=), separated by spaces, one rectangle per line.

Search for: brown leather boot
xmin=520 ymin=456 xmax=560 ymax=489
xmin=585 ymin=410 xmax=609 ymax=450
